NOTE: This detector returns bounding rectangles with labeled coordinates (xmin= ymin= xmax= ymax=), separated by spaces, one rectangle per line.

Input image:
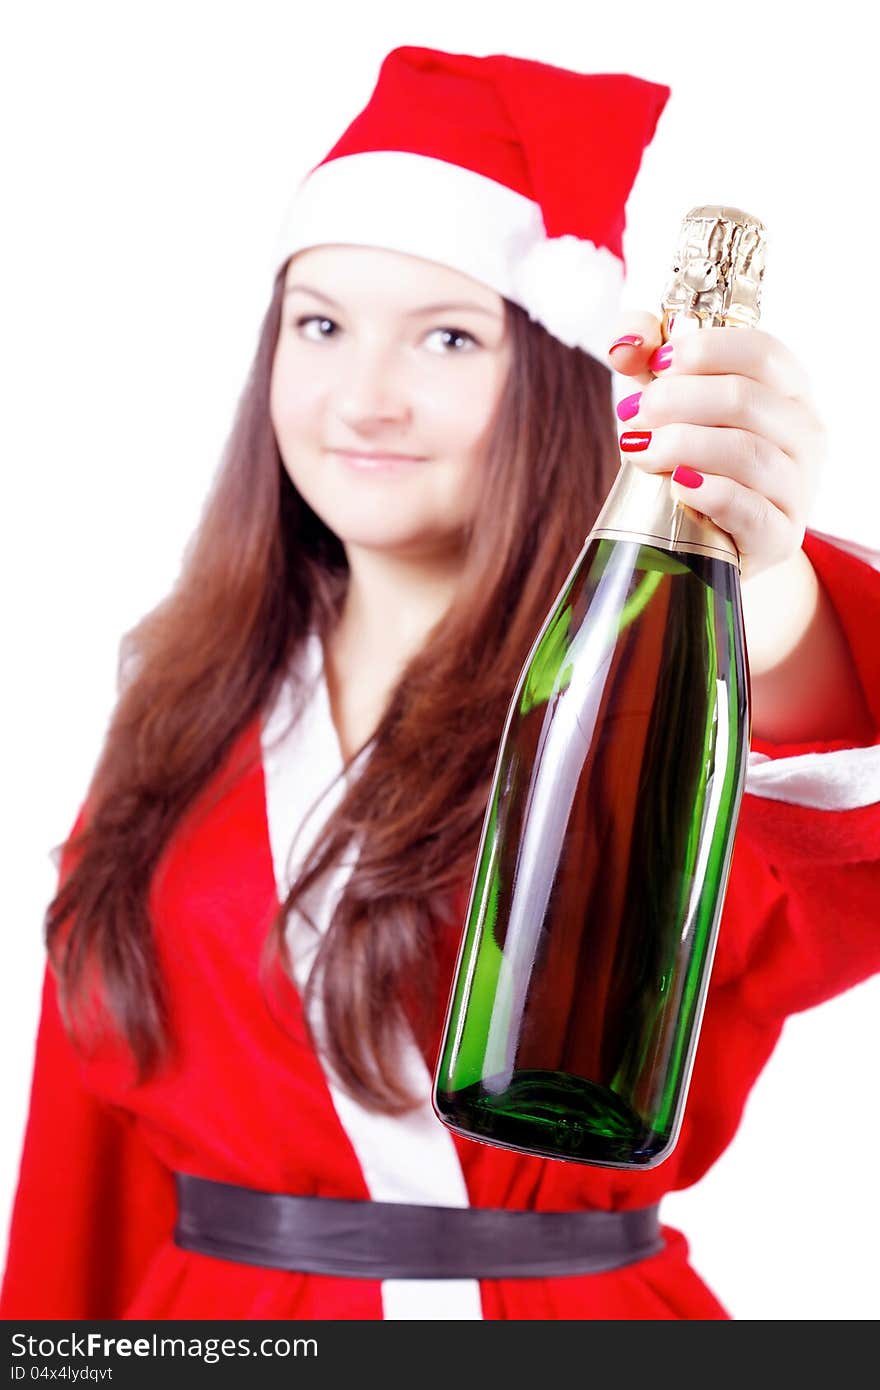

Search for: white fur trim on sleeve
xmin=745 ymin=746 xmax=880 ymax=810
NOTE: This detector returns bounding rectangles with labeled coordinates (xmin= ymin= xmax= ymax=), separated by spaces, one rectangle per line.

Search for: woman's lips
xmin=329 ymin=449 xmax=428 ymax=471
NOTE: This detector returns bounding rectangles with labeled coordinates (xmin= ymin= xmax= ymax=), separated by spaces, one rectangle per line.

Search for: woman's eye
xmin=295 ymin=315 xmax=338 ymax=341
xmin=424 ymin=327 xmax=479 ymax=354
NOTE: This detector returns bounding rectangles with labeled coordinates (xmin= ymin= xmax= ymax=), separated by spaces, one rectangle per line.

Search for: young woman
xmin=2 ymin=47 xmax=878 ymax=1322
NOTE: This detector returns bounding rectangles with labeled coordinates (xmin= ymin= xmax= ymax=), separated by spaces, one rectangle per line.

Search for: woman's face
xmin=270 ymin=245 xmax=511 ymax=560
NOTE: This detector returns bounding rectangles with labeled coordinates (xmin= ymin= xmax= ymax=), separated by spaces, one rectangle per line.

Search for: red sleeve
xmin=0 ymin=811 xmax=176 ymax=1320
xmin=733 ymin=528 xmax=880 ymax=1021
xmin=0 ymin=963 xmax=176 ymax=1319
xmin=749 ymin=528 xmax=880 ymax=760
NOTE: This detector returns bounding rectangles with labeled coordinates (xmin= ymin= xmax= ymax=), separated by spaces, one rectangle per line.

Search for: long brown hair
xmin=45 ymin=263 xmax=620 ymax=1113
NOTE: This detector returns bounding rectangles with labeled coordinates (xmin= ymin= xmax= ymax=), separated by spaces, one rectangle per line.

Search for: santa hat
xmin=273 ymin=47 xmax=670 ymax=365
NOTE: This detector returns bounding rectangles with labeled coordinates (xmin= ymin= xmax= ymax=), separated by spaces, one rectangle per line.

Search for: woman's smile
xmin=328 ymin=446 xmax=430 ymax=472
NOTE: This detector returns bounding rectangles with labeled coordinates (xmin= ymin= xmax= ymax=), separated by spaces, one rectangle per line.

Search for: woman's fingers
xmin=607 ymin=312 xmax=664 ymax=385
xmin=608 ymin=319 xmax=815 ymax=405
xmin=621 ymin=373 xmax=825 ymax=473
xmin=668 ymin=469 xmax=803 ymax=581
xmin=620 ymin=421 xmax=804 ymax=580
xmin=606 ymin=314 xmax=826 ymax=582
xmin=619 ymin=422 xmax=800 ymax=519
xmin=641 ymin=324 xmax=814 ymax=401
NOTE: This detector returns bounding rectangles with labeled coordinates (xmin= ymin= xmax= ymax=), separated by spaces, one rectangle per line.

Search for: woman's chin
xmin=331 ymin=523 xmax=463 ymax=561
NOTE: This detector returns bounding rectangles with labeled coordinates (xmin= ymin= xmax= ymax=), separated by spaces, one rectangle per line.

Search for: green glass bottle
xmin=433 ymin=206 xmax=766 ymax=1169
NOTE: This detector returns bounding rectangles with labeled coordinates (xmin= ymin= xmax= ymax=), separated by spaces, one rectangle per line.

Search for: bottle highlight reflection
xmin=433 ymin=534 xmax=751 ymax=1168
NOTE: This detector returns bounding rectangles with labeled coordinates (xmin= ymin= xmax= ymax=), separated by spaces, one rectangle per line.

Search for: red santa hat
xmin=273 ymin=47 xmax=671 ymax=364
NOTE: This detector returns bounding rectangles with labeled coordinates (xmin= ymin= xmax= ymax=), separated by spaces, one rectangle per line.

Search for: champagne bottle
xmin=433 ymin=206 xmax=767 ymax=1170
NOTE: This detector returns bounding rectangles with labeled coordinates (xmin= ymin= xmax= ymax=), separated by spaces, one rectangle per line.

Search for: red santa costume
xmin=2 ymin=48 xmax=879 ymax=1321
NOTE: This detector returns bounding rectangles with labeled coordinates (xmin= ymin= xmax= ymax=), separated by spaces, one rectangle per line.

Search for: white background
xmin=2 ymin=0 xmax=878 ymax=1321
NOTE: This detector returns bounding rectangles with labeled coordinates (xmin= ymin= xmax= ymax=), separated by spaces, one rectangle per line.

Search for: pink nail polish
xmin=616 ymin=392 xmax=642 ymax=422
xmin=672 ymin=466 xmax=703 ymax=489
xmin=648 ymin=344 xmax=674 ymax=373
xmin=609 ymin=334 xmax=644 ymax=355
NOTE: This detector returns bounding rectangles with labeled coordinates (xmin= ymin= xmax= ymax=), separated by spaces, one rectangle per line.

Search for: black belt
xmin=173 ymin=1172 xmax=663 ymax=1280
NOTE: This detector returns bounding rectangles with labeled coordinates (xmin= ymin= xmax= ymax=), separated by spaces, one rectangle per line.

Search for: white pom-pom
xmin=511 ymin=235 xmax=624 ymax=358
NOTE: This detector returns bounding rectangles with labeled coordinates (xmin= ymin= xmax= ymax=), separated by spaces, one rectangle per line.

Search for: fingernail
xmin=648 ymin=344 xmax=674 ymax=373
xmin=609 ymin=334 xmax=644 ymax=355
xmin=620 ymin=431 xmax=652 ymax=453
xmin=616 ymin=391 xmax=642 ymax=422
xmin=672 ymin=465 xmax=704 ymax=489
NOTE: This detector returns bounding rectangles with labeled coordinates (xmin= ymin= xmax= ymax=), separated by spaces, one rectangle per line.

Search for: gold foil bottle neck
xmin=591 ymin=205 xmax=769 ymax=568
xmin=661 ymin=205 xmax=767 ymax=337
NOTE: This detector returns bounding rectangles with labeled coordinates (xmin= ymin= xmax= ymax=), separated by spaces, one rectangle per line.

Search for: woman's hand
xmin=606 ymin=313 xmax=827 ymax=583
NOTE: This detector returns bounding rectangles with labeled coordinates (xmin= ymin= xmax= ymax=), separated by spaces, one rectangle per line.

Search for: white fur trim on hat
xmin=273 ymin=151 xmax=623 ymax=364
xmin=511 ymin=234 xmax=624 ymax=356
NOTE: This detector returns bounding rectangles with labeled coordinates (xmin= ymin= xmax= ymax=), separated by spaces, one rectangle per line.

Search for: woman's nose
xmin=334 ymin=349 xmax=411 ymax=431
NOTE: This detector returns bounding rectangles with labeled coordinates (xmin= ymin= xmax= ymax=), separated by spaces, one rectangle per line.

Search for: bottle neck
xmin=589 ymin=460 xmax=740 ymax=568
xmin=595 ymin=204 xmax=766 ymax=569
